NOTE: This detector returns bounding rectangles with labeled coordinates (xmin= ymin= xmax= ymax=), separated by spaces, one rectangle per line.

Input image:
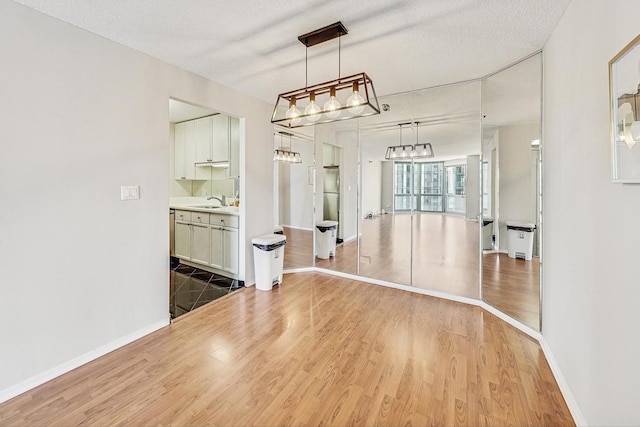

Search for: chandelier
xmin=271 ymin=22 xmax=380 ymax=128
xmin=274 ymin=131 xmax=302 ymax=163
xmin=385 ymin=122 xmax=435 ymax=160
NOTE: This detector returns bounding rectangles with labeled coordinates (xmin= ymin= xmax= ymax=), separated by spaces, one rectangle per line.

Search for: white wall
xmin=544 ymin=0 xmax=640 ymax=425
xmin=0 ymin=1 xmax=273 ymax=400
xmin=497 ymin=124 xmax=540 ymax=250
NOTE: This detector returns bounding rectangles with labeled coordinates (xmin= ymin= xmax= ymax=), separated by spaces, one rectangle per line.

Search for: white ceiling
xmin=13 ymin=0 xmax=569 ymax=104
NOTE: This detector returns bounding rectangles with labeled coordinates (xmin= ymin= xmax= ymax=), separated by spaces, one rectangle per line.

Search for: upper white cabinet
xmin=228 ymin=117 xmax=240 ymax=179
xmin=195 ymin=114 xmax=229 ymax=164
xmin=174 ymin=121 xmax=197 ymax=180
xmin=212 ymin=114 xmax=230 ymax=163
xmin=175 ymin=114 xmax=239 ymax=181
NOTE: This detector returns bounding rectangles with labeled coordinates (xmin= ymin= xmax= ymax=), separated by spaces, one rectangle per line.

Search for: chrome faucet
xmin=207 ymin=195 xmax=226 ymax=205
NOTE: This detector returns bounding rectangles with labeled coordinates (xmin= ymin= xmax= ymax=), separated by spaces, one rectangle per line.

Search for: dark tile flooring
xmin=170 ymin=259 xmax=243 ymax=319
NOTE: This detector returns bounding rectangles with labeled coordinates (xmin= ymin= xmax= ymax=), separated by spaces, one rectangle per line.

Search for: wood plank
xmin=0 ymin=272 xmax=572 ymax=426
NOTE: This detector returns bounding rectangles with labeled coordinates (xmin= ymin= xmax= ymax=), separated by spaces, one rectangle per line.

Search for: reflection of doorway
xmin=323 ymin=166 xmax=340 ymax=239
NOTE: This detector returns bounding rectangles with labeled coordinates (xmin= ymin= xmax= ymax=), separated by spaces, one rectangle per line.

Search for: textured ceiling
xmin=13 ymin=0 xmax=570 ymax=104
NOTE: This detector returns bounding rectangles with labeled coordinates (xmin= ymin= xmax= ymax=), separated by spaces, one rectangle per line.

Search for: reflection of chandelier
xmin=617 ymin=84 xmax=640 ymax=149
xmin=271 ymin=22 xmax=380 ymax=128
xmin=385 ymin=122 xmax=435 ymax=160
xmin=273 ymin=131 xmax=302 ymax=163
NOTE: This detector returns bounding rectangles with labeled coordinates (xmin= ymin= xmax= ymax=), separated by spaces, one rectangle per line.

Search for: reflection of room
xmin=481 ymin=53 xmax=542 ymax=331
xmin=273 ymin=127 xmax=315 ymax=269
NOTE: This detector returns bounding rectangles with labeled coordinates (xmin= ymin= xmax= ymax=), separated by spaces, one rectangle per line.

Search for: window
xmin=393 ymin=161 xmax=445 ymax=212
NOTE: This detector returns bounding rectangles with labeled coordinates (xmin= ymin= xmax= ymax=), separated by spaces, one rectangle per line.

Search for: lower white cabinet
xmin=173 ymin=210 xmax=239 ymax=277
xmin=210 ymin=227 xmax=224 ymax=270
xmin=210 ymin=226 xmax=238 ymax=274
xmin=191 ymin=223 xmax=210 ymax=265
xmin=174 ymin=220 xmax=191 ymax=260
xmin=223 ymin=227 xmax=239 ymax=274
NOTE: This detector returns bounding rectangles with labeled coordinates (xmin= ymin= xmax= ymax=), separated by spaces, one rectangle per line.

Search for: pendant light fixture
xmin=385 ymin=122 xmax=435 ymax=160
xmin=271 ymin=22 xmax=380 ymax=128
xmin=274 ymin=131 xmax=302 ymax=163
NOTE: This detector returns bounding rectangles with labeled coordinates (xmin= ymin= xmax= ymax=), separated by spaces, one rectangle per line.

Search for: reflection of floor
xmin=283 ymin=227 xmax=314 ymax=269
xmin=2 ymin=272 xmax=573 ymax=426
xmin=315 ymin=213 xmax=479 ymax=298
xmin=482 ymin=252 xmax=540 ymax=330
xmin=170 ymin=263 xmax=241 ymax=319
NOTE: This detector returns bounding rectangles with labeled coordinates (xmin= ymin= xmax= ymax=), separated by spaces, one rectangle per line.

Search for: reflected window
xmin=445 ymin=165 xmax=466 ymax=214
xmin=394 ymin=161 xmax=445 ymax=212
xmin=482 ymin=161 xmax=489 ymax=215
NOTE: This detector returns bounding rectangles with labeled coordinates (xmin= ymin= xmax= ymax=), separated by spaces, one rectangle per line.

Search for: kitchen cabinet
xmin=228 ymin=117 xmax=240 ymax=179
xmin=174 ymin=218 xmax=191 ymax=260
xmin=210 ymin=227 xmax=224 ymax=270
xmin=223 ymin=227 xmax=239 ymax=274
xmin=209 ymin=212 xmax=239 ymax=274
xmin=174 ymin=121 xmax=197 ymax=180
xmin=194 ymin=114 xmax=231 ymax=180
xmin=173 ymin=209 xmax=239 ymax=278
xmin=190 ymin=213 xmax=210 ymax=265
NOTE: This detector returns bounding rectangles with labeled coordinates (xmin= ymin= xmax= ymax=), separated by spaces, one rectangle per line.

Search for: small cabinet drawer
xmin=210 ymin=214 xmax=238 ymax=228
xmin=175 ymin=210 xmax=191 ymax=222
xmin=191 ymin=212 xmax=209 ymax=224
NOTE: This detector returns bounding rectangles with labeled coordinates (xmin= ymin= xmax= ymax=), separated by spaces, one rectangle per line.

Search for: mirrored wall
xmin=274 ymin=52 xmax=542 ymax=330
xmin=481 ymin=53 xmax=542 ymax=331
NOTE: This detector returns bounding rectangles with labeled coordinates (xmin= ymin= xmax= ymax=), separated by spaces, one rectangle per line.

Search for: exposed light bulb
xmin=304 ymin=91 xmax=321 ymax=122
xmin=347 ymin=82 xmax=365 ymax=114
xmin=391 ymin=148 xmax=397 ymax=159
xmin=401 ymin=147 xmax=407 ymax=158
xmin=285 ymin=98 xmax=301 ymax=125
xmin=323 ymin=86 xmax=341 ymax=118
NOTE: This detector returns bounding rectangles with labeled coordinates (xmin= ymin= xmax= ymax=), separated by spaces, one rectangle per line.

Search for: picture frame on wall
xmin=609 ymin=33 xmax=640 ymax=183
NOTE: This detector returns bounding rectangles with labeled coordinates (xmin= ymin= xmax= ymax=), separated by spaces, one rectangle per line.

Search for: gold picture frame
xmin=610 ymin=33 xmax=640 ymax=183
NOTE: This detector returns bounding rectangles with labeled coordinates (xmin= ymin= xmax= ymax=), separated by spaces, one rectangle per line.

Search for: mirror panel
xmin=274 ymin=126 xmax=315 ymax=269
xmin=314 ymin=121 xmax=359 ymax=274
xmin=481 ymin=53 xmax=542 ymax=330
xmin=410 ymin=82 xmax=481 ymax=297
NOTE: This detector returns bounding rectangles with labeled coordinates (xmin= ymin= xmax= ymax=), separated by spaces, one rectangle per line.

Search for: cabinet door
xmin=174 ymin=122 xmax=187 ymax=180
xmin=228 ymin=116 xmax=240 ymax=179
xmin=195 ymin=116 xmax=213 ymax=162
xmin=191 ymin=223 xmax=210 ymax=265
xmin=174 ymin=221 xmax=191 ymax=260
xmin=223 ymin=227 xmax=239 ymax=274
xmin=212 ymin=114 xmax=229 ymax=163
xmin=175 ymin=120 xmax=198 ymax=180
xmin=210 ymin=227 xmax=224 ymax=270
xmin=184 ymin=120 xmax=197 ymax=179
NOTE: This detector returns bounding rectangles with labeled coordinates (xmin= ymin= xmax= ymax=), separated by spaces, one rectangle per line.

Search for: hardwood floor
xmin=482 ymin=252 xmax=540 ymax=331
xmin=0 ymin=272 xmax=573 ymax=426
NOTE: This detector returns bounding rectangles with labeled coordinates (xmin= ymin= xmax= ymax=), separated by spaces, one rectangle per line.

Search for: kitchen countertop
xmin=170 ymin=197 xmax=240 ymax=216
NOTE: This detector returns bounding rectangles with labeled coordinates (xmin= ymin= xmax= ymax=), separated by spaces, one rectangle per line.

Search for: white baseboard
xmin=538 ymin=338 xmax=587 ymax=426
xmin=0 ymin=319 xmax=169 ymax=405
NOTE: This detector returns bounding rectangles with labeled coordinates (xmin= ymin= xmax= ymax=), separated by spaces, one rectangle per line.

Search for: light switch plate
xmin=120 ymin=185 xmax=140 ymax=201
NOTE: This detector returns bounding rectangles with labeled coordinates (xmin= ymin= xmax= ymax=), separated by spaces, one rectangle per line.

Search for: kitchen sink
xmin=191 ymin=205 xmax=222 ymax=209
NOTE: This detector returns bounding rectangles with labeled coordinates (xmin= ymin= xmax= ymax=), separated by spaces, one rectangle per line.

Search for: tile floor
xmin=170 ymin=260 xmax=242 ymax=319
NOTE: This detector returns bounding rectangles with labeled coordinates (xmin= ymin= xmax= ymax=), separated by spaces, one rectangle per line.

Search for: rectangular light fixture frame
xmin=271 ymin=72 xmax=380 ymax=128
